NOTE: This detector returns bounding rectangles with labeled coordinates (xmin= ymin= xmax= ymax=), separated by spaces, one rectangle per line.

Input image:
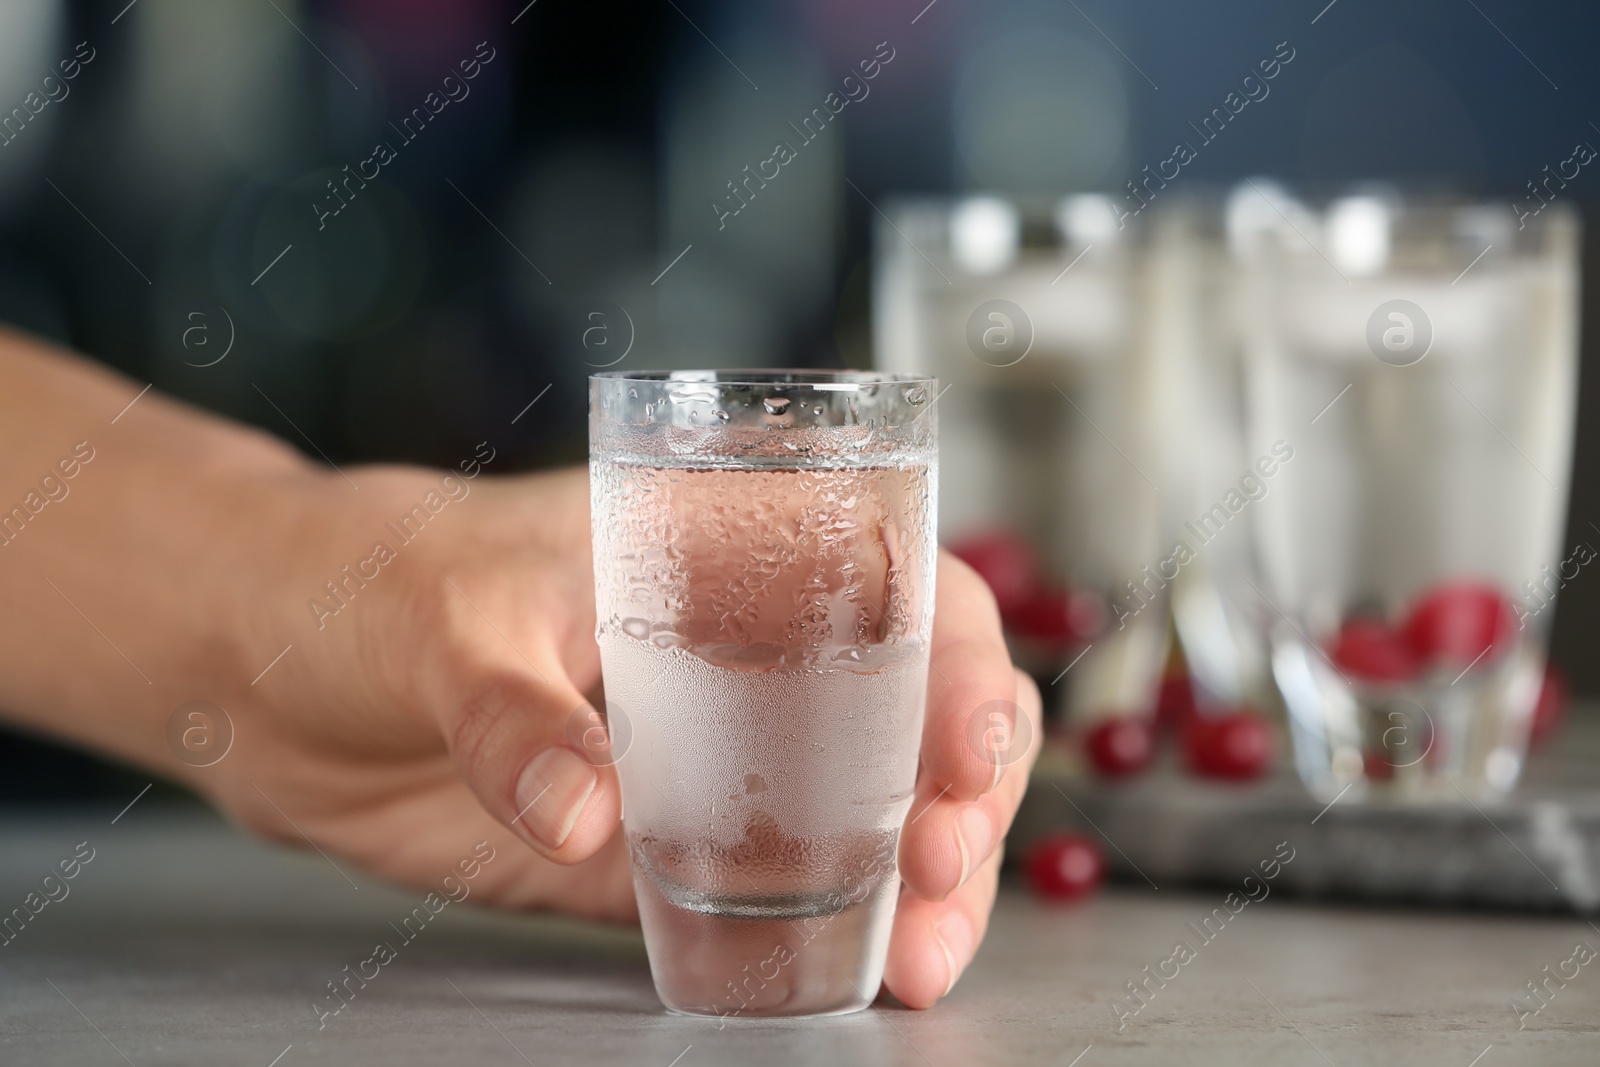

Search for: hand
xmin=197 ymin=465 xmax=639 ymax=923
xmin=0 ymin=336 xmax=1038 ymax=1008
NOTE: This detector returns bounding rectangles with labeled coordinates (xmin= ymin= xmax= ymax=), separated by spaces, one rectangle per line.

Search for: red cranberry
xmin=1331 ymin=617 xmax=1420 ymax=683
xmin=1531 ymin=662 xmax=1569 ymax=746
xmin=1024 ymin=833 xmax=1105 ymax=903
xmin=1011 ymin=587 xmax=1106 ymax=647
xmin=948 ymin=532 xmax=1039 ymax=618
xmin=1084 ymin=718 xmax=1157 ymax=777
xmin=1155 ymin=671 xmax=1198 ymax=731
xmin=1362 ymin=751 xmax=1395 ymax=780
xmin=1184 ymin=712 xmax=1274 ymax=781
xmin=1401 ymin=581 xmax=1516 ymax=668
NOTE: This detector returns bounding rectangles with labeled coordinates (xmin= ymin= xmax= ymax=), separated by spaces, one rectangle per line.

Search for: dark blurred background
xmin=3 ymin=0 xmax=1599 ymax=798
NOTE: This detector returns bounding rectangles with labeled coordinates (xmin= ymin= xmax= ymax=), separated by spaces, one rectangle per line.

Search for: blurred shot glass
xmin=874 ymin=196 xmax=1168 ymax=732
xmin=1236 ymin=190 xmax=1580 ymax=800
xmin=589 ymin=370 xmax=937 ymax=1017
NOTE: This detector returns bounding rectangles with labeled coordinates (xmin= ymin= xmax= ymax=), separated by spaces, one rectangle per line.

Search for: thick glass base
xmin=1275 ymin=637 xmax=1543 ymax=803
xmin=635 ymin=870 xmax=898 ymax=1019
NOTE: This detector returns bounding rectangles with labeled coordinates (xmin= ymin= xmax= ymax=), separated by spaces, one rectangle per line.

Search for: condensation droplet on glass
xmin=714 ymin=409 xmax=730 ymax=422
xmin=763 ymin=396 xmax=791 ymax=415
xmin=905 ymin=385 xmax=927 ymax=405
xmin=621 ymin=617 xmax=651 ymax=640
xmin=743 ymin=773 xmax=768 ymax=794
xmin=812 ymin=405 xmax=823 ymax=415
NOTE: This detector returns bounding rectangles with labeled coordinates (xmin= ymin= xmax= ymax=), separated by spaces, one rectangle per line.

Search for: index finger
xmin=919 ymin=551 xmax=1033 ymax=801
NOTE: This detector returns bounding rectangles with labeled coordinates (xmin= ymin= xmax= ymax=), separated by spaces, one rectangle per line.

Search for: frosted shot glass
xmin=874 ymin=196 xmax=1170 ymax=733
xmin=589 ymin=370 xmax=937 ymax=1017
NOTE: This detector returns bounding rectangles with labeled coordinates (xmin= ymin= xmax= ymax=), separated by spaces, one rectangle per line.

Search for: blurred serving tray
xmin=1014 ymin=706 xmax=1600 ymax=913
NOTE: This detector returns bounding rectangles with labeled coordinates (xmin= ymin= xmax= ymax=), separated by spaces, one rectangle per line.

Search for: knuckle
xmin=357 ymin=567 xmax=460 ymax=709
xmin=374 ymin=566 xmax=518 ymax=728
xmin=447 ymin=671 xmax=529 ymax=774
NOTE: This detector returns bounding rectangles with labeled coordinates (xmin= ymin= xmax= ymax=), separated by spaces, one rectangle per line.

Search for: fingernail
xmin=515 ymin=747 xmax=597 ymax=849
xmin=934 ymin=912 xmax=974 ymax=997
xmin=954 ymin=806 xmax=993 ymax=890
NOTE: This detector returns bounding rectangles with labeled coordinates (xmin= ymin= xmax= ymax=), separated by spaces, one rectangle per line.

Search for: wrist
xmin=0 ymin=333 xmax=320 ymax=780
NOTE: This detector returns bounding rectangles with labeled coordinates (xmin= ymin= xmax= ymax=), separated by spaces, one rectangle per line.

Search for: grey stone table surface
xmin=3 ymin=807 xmax=1599 ymax=1066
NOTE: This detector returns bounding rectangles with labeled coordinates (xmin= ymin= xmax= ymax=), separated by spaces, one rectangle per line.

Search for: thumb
xmin=443 ymin=667 xmax=622 ymax=863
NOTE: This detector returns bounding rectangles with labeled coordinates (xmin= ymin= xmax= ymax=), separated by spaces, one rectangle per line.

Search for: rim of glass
xmin=590 ymin=369 xmax=936 ymax=389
